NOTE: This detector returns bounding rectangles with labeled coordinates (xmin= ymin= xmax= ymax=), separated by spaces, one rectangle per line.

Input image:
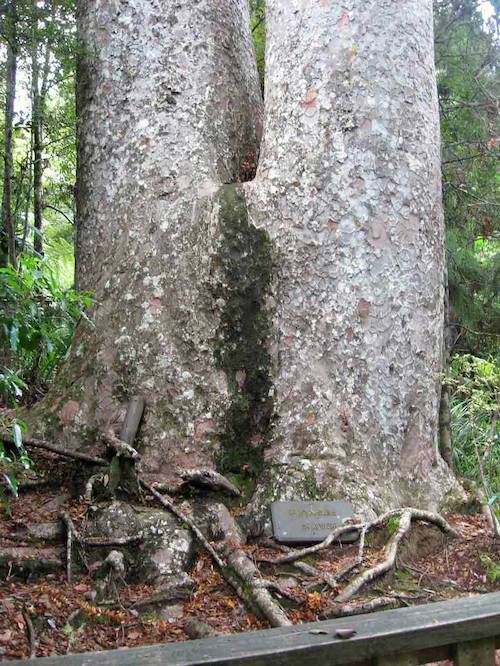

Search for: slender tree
xmin=31 ymin=0 xmax=54 ymax=257
xmin=1 ymin=0 xmax=18 ymax=267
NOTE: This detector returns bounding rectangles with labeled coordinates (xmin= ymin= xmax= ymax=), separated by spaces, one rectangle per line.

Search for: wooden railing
xmin=11 ymin=592 xmax=500 ymax=666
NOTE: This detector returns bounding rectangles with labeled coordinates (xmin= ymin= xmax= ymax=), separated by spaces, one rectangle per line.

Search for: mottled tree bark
xmin=32 ymin=0 xmax=264 ymax=485
xmin=30 ymin=0 xmax=461 ymax=524
xmin=244 ymin=0 xmax=461 ymax=521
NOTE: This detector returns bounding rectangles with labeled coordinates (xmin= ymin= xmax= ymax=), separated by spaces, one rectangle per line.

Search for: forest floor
xmin=0 ymin=449 xmax=499 ymax=663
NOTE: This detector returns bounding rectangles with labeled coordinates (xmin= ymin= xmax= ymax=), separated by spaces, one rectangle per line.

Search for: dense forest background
xmin=0 ymin=0 xmax=498 ymax=513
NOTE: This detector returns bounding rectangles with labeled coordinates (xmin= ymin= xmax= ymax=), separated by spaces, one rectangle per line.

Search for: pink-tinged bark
xmin=29 ymin=0 xmax=462 ymax=527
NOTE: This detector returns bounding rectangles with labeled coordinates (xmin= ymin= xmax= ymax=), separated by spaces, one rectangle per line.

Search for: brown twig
xmin=0 ymin=433 xmax=107 ymax=466
xmin=22 ymin=607 xmax=36 ymax=659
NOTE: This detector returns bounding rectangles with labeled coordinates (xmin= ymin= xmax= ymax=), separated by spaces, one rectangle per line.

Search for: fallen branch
xmin=321 ymin=595 xmax=400 ymax=619
xmin=0 ymin=433 xmax=107 ymax=466
xmin=142 ymin=481 xmax=291 ymax=627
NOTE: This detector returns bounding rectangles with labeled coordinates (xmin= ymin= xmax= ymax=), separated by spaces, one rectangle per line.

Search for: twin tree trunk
xmin=35 ymin=0 xmax=461 ymax=526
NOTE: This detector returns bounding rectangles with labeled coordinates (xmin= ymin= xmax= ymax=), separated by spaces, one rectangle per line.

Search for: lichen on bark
xmin=212 ymin=185 xmax=273 ymax=482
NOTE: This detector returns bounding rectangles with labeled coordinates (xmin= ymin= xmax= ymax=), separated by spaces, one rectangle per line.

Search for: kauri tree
xmin=29 ymin=0 xmax=462 ymax=535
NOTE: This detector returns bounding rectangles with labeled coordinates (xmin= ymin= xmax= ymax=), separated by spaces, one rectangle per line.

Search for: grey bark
xmin=29 ymin=0 xmax=461 ymax=526
xmin=245 ymin=0 xmax=461 ymax=522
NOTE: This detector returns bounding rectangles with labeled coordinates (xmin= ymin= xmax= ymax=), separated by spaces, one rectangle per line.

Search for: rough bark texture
xmin=244 ymin=0 xmax=461 ymax=524
xmin=30 ymin=0 xmax=264 ymax=485
xmin=29 ymin=0 xmax=462 ymax=527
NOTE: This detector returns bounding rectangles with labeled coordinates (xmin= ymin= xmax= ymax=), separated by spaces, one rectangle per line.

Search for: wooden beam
xmin=376 ymin=653 xmax=418 ymax=665
xmin=8 ymin=592 xmax=500 ymax=666
xmin=454 ymin=638 xmax=496 ymax=665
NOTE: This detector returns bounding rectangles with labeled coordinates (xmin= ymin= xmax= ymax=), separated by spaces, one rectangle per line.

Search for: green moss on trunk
xmin=213 ymin=185 xmax=273 ymax=480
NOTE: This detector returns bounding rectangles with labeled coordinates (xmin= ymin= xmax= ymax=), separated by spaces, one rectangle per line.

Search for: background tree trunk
xmin=1 ymin=0 xmax=18 ymax=268
xmin=31 ymin=0 xmax=53 ymax=258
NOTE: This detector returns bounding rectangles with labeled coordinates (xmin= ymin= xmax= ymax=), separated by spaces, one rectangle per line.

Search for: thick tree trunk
xmin=1 ymin=0 xmax=18 ymax=268
xmin=245 ymin=0 xmax=461 ymax=521
xmin=31 ymin=0 xmax=264 ymax=483
xmin=29 ymin=0 xmax=461 ymax=524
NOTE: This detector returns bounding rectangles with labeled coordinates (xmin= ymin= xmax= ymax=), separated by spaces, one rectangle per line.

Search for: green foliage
xmin=0 ymin=254 xmax=93 ymax=403
xmin=249 ymin=0 xmax=266 ymax=88
xmin=480 ymin=554 xmax=500 ymax=583
xmin=0 ymin=413 xmax=32 ymax=513
xmin=447 ymin=354 xmax=499 ymax=513
xmin=434 ymin=0 xmax=499 ymax=355
xmin=386 ymin=515 xmax=401 ymax=535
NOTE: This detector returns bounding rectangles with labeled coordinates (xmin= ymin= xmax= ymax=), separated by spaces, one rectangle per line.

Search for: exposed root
xmin=334 ymin=509 xmax=456 ymax=602
xmin=184 ymin=618 xmax=221 ymax=639
xmin=321 ymin=596 xmax=400 ymax=619
xmin=84 ymin=473 xmax=105 ymax=501
xmin=96 ymin=550 xmax=126 ymax=603
xmin=222 ymin=543 xmax=292 ymax=626
xmin=153 ymin=469 xmax=241 ymax=497
xmin=180 ymin=469 xmax=241 ymax=497
xmin=101 ymin=430 xmax=140 ymax=460
xmin=84 ymin=535 xmax=142 ymax=547
xmin=60 ymin=511 xmax=79 ymax=583
xmin=292 ymin=561 xmax=339 ymax=590
xmin=331 ymin=524 xmax=368 ymax=585
xmin=263 ymin=508 xmax=456 ymax=567
xmin=142 ymin=481 xmax=291 ymax=626
xmin=140 ymin=481 xmax=228 ymax=570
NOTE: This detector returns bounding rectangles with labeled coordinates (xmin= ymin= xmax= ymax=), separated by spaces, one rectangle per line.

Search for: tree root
xmin=263 ymin=508 xmax=456 ymax=567
xmin=101 ymin=430 xmax=140 ymax=461
xmin=222 ymin=543 xmax=292 ymax=626
xmin=334 ymin=509 xmax=456 ymax=602
xmin=60 ymin=511 xmax=79 ymax=583
xmin=84 ymin=473 xmax=105 ymax=501
xmin=321 ymin=596 xmax=400 ymax=619
xmin=292 ymin=561 xmax=339 ymax=590
xmin=153 ymin=469 xmax=240 ymax=497
xmin=142 ymin=480 xmax=291 ymax=627
xmin=184 ymin=618 xmax=221 ymax=639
